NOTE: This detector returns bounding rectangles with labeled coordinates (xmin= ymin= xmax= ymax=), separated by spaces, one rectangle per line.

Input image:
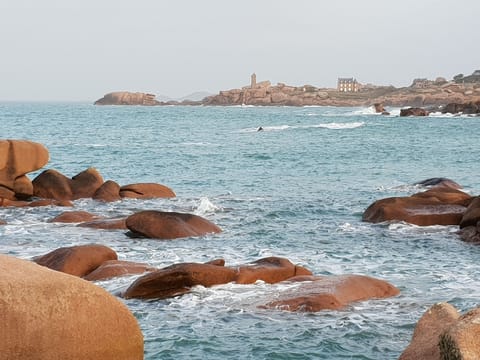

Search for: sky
xmin=1 ymin=0 xmax=479 ymax=101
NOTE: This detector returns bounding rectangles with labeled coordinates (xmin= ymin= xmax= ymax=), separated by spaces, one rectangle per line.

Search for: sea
xmin=1 ymin=103 xmax=480 ymax=359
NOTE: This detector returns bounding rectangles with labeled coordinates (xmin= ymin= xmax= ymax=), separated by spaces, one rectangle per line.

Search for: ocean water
xmin=1 ymin=103 xmax=480 ymax=359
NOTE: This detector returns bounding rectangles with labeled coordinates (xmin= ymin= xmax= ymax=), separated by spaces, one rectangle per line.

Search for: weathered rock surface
xmin=439 ymin=307 xmax=480 ymax=359
xmin=0 ymin=254 xmax=143 ymax=359
xmin=0 ymin=139 xmax=49 ymax=200
xmin=123 ymin=257 xmax=312 ymax=300
xmin=261 ymin=274 xmax=399 ymax=312
xmin=83 ymin=260 xmax=156 ymax=281
xmin=126 ymin=210 xmax=222 ymax=239
xmin=399 ymin=302 xmax=460 ymax=360
xmin=94 ymin=91 xmax=160 ymax=105
xmin=400 ymin=302 xmax=480 ymax=360
xmin=33 ymin=167 xmax=104 ymax=201
xmin=362 ymin=187 xmax=472 ymax=226
xmin=120 ymin=182 xmax=176 ymax=199
xmin=93 ymin=180 xmax=122 ymax=202
xmin=33 ymin=244 xmax=118 ymax=277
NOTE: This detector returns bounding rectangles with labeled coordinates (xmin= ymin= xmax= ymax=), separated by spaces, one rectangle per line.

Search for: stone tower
xmin=251 ymin=73 xmax=257 ymax=88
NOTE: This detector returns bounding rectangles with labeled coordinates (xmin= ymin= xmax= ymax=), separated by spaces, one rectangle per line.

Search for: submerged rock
xmin=123 ymin=257 xmax=312 ymax=300
xmin=126 ymin=210 xmax=222 ymax=239
xmin=260 ymin=274 xmax=399 ymax=312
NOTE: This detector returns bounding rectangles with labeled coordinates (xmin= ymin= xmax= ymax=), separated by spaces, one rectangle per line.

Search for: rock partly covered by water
xmin=0 ymin=139 xmax=49 ymax=200
xmin=400 ymin=302 xmax=480 ymax=360
xmin=123 ymin=257 xmax=312 ymax=300
xmin=125 ymin=210 xmax=222 ymax=239
xmin=0 ymin=254 xmax=144 ymax=359
xmin=260 ymin=274 xmax=400 ymax=312
xmin=362 ymin=187 xmax=472 ymax=226
xmin=94 ymin=91 xmax=161 ymax=105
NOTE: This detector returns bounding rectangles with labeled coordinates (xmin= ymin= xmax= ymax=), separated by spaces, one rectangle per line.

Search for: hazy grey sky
xmin=1 ymin=0 xmax=478 ymax=101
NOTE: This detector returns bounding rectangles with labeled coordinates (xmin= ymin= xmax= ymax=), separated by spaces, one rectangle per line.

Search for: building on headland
xmin=410 ymin=78 xmax=433 ymax=88
xmin=337 ymin=78 xmax=359 ymax=92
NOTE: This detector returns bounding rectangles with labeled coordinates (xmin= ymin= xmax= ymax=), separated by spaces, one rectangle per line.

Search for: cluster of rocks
xmin=3 ymin=139 xmax=480 ymax=358
xmin=375 ymin=100 xmax=480 ymax=117
xmin=362 ymin=177 xmax=480 ymax=243
xmin=363 ymin=177 xmax=480 ymax=359
xmin=0 ymin=139 xmax=404 ymax=358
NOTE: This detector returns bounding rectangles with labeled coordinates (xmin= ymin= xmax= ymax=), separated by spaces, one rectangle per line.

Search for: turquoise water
xmin=1 ymin=103 xmax=480 ymax=359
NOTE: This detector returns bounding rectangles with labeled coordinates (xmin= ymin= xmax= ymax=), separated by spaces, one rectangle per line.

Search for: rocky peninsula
xmin=95 ymin=71 xmax=480 ymax=109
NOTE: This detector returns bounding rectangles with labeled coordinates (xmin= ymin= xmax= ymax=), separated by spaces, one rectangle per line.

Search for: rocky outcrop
xmin=125 ymin=210 xmax=222 ymax=239
xmin=123 ymin=257 xmax=312 ymax=300
xmin=400 ymin=302 xmax=480 ymax=360
xmin=203 ymin=80 xmax=480 ymax=108
xmin=0 ymin=139 xmax=49 ymax=200
xmin=34 ymin=244 xmax=118 ymax=277
xmin=33 ymin=167 xmax=104 ymax=201
xmin=400 ymin=107 xmax=429 ymax=116
xmin=362 ymin=187 xmax=472 ymax=226
xmin=260 ymin=274 xmax=399 ymax=312
xmin=0 ymin=254 xmax=143 ymax=359
xmin=94 ymin=91 xmax=160 ymax=106
xmin=442 ymin=101 xmax=480 ymax=115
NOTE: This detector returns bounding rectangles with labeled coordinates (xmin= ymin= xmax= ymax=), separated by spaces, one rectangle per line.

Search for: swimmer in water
xmin=257 ymin=126 xmax=263 ymax=131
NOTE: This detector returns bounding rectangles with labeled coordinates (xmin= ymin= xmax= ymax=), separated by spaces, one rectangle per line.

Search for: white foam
xmin=194 ymin=197 xmax=221 ymax=215
xmin=311 ymin=122 xmax=364 ymax=130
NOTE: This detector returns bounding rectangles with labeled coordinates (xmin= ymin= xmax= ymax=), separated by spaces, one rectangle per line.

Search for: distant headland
xmin=94 ymin=70 xmax=480 ymax=110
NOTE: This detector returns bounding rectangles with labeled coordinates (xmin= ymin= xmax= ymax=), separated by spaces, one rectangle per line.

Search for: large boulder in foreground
xmin=126 ymin=210 xmax=222 ymax=239
xmin=400 ymin=302 xmax=480 ymax=360
xmin=123 ymin=257 xmax=312 ymax=300
xmin=399 ymin=302 xmax=460 ymax=360
xmin=32 ymin=167 xmax=104 ymax=201
xmin=33 ymin=244 xmax=118 ymax=277
xmin=362 ymin=187 xmax=472 ymax=226
xmin=0 ymin=139 xmax=49 ymax=200
xmin=261 ymin=274 xmax=399 ymax=312
xmin=94 ymin=91 xmax=160 ymax=106
xmin=0 ymin=254 xmax=143 ymax=359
